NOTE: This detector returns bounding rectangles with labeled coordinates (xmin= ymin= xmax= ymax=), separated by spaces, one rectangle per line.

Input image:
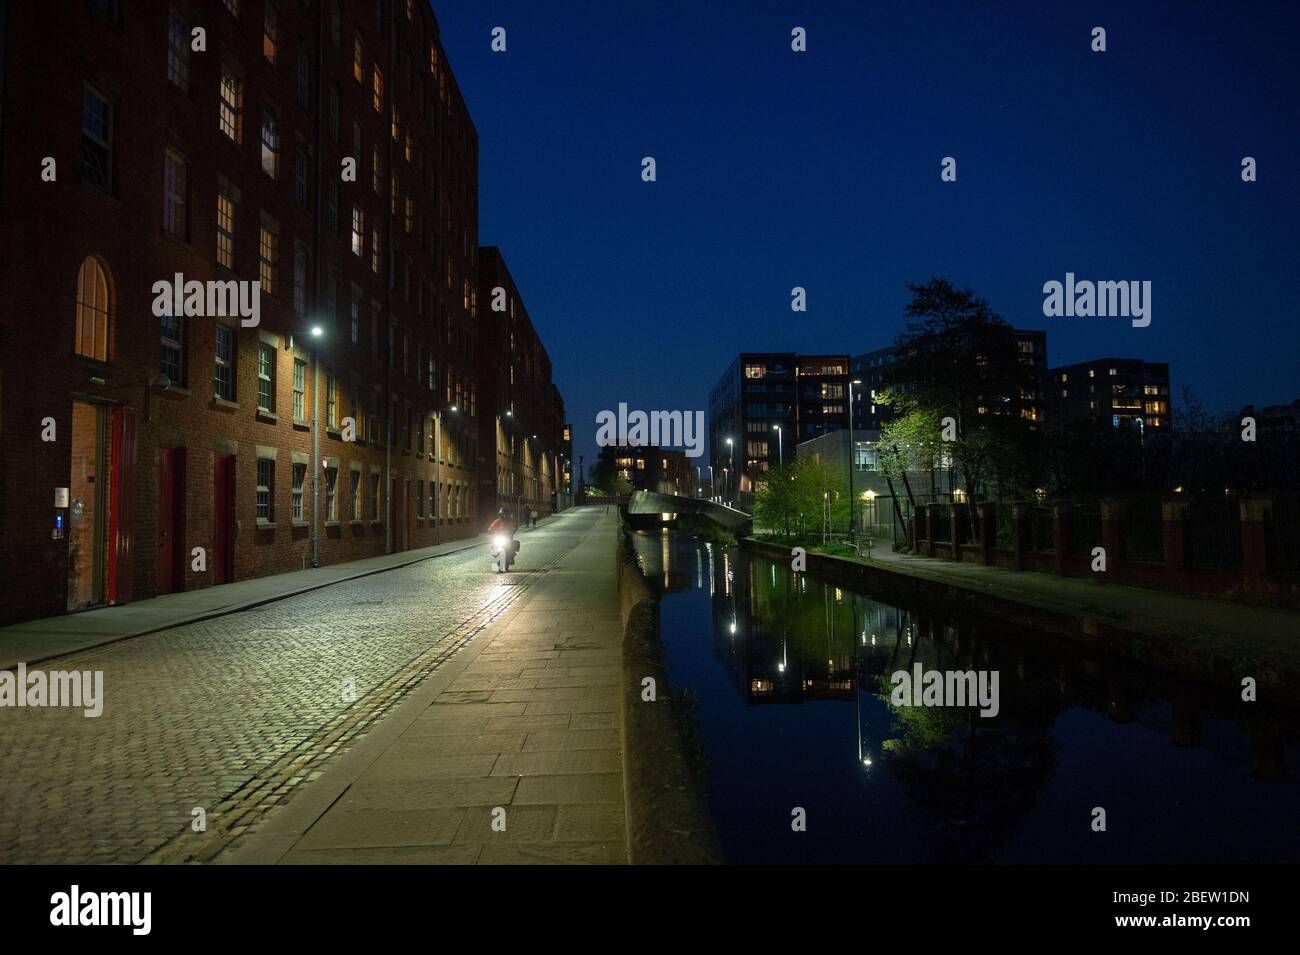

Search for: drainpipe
xmin=309 ymin=0 xmax=326 ymax=568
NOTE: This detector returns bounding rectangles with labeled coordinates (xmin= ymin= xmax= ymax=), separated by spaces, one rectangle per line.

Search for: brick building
xmin=0 ymin=0 xmax=485 ymax=624
xmin=475 ymin=247 xmax=566 ymax=526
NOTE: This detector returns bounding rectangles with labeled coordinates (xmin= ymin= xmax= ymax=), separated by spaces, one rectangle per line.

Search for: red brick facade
xmin=0 ymin=1 xmax=500 ymax=625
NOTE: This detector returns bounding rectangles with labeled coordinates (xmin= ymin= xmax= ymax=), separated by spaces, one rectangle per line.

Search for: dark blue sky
xmin=436 ymin=0 xmax=1300 ymax=470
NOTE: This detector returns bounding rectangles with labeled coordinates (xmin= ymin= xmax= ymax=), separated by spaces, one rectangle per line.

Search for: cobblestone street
xmin=0 ymin=509 xmax=610 ymax=864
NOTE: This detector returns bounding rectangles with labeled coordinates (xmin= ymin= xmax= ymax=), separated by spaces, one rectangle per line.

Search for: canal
xmin=630 ymin=528 xmax=1300 ymax=864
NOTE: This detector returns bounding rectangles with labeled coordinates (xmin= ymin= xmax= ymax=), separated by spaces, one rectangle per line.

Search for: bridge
xmin=625 ymin=490 xmax=753 ymax=535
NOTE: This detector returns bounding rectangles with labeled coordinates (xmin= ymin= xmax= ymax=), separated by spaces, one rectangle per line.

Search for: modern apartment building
xmin=1048 ymin=358 xmax=1172 ymax=432
xmin=598 ymin=444 xmax=694 ymax=496
xmin=852 ymin=329 xmax=1049 ymax=430
xmin=0 ymin=1 xmax=484 ymax=624
xmin=707 ymin=352 xmax=848 ymax=503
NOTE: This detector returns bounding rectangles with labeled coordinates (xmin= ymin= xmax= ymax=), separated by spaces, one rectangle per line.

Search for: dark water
xmin=632 ymin=529 xmax=1300 ymax=864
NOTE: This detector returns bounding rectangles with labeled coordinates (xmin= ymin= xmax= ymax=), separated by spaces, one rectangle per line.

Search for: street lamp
xmin=775 ymin=424 xmax=783 ymax=468
xmin=306 ymin=327 xmax=322 ymax=566
xmin=848 ymin=379 xmax=862 ymax=541
xmin=726 ymin=437 xmax=734 ymax=506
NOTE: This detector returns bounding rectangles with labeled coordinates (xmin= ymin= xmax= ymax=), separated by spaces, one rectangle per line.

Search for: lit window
xmin=219 ymin=65 xmax=243 ymax=141
xmin=259 ymin=220 xmax=278 ymax=294
xmin=262 ymin=3 xmax=278 ymax=63
xmin=353 ymin=35 xmax=364 ymax=83
xmin=74 ymin=256 xmax=111 ymax=362
xmin=216 ymin=185 xmax=236 ymax=268
xmin=372 ymin=65 xmax=383 ymax=111
xmin=351 ymin=206 xmax=364 ymax=256
xmin=261 ymin=110 xmax=279 ymax=177
xmin=350 ymin=470 xmax=361 ymax=518
xmin=326 ymin=374 xmax=338 ymax=427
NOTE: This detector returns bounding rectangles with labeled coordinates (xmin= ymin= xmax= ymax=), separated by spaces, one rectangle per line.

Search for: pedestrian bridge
xmin=625 ymin=490 xmax=753 ymax=535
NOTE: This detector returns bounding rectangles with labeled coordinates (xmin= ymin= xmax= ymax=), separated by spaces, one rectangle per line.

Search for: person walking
xmin=530 ymin=508 xmax=538 ymax=528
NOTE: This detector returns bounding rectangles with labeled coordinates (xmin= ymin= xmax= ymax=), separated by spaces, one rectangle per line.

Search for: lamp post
xmin=775 ymin=424 xmax=783 ymax=468
xmin=310 ymin=324 xmax=324 ymax=567
xmin=726 ymin=437 xmax=734 ymax=506
xmin=708 ymin=464 xmax=714 ymax=500
xmin=848 ymin=379 xmax=862 ymax=541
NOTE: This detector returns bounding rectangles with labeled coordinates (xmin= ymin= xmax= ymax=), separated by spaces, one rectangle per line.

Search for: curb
xmin=617 ymin=525 xmax=724 ymax=865
xmin=7 ymin=537 xmax=489 ymax=670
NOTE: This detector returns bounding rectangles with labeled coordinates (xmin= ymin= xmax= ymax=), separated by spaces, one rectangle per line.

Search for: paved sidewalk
xmin=0 ymin=516 xmax=558 ymax=670
xmin=223 ymin=506 xmax=627 ymax=865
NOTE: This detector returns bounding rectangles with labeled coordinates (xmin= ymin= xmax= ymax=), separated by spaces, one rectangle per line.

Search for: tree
xmin=884 ymin=278 xmax=1041 ymax=536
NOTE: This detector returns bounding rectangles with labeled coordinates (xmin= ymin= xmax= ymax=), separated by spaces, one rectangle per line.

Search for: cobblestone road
xmin=0 ymin=512 xmax=601 ymax=863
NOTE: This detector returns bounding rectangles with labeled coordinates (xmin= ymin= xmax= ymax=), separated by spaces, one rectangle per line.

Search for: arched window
xmin=75 ymin=256 xmax=111 ymax=361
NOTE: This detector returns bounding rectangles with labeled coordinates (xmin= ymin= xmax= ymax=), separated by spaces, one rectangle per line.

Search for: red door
xmin=213 ymin=453 xmax=236 ymax=584
xmin=157 ymin=447 xmax=186 ymax=593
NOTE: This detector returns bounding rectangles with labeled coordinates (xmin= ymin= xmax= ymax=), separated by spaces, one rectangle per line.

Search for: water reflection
xmin=632 ymin=529 xmax=1300 ymax=864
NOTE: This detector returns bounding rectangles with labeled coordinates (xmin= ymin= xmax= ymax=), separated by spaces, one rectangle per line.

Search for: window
xmin=291 ymin=463 xmax=306 ymax=521
xmin=327 ymin=83 xmax=340 ymax=140
xmin=295 ymin=146 xmax=310 ymax=207
xmin=350 ymin=286 xmax=361 ymax=343
xmin=293 ymin=243 xmax=307 ymax=314
xmin=219 ymin=64 xmax=243 ymax=141
xmin=325 ymin=180 xmax=338 ymax=235
xmin=257 ymin=342 xmax=275 ymax=411
xmin=326 ymin=374 xmax=338 ymax=427
xmin=160 ymin=310 xmax=184 ymax=384
xmin=256 ymin=457 xmax=274 ymax=521
xmin=372 ymin=145 xmax=382 ymax=193
xmin=74 ymin=257 xmax=111 ymax=362
xmin=371 ymin=227 xmax=381 ymax=274
xmin=216 ymin=184 xmax=236 ymax=267
xmin=325 ymin=467 xmax=338 ymax=520
xmin=292 ymin=358 xmax=306 ymax=421
xmin=370 ymin=473 xmax=381 ymax=520
xmin=417 ymin=480 xmax=424 ymax=517
xmin=350 ymin=470 xmax=361 ymax=519
xmin=259 ymin=220 xmax=279 ymax=294
xmin=261 ymin=110 xmax=279 ymax=177
xmin=262 ymin=3 xmax=278 ymax=64
xmin=353 ymin=35 xmax=364 ymax=83
xmin=351 ymin=206 xmax=364 ymax=256
xmin=81 ymin=86 xmax=113 ymax=189
xmin=296 ymin=49 xmax=310 ymax=107
xmin=168 ymin=9 xmax=190 ymax=91
xmin=405 ymin=196 xmax=414 ymax=233
xmin=370 ymin=307 xmax=380 ymax=359
xmin=372 ymin=65 xmax=383 ymax=111
xmin=215 ymin=325 xmax=236 ymax=400
xmin=163 ymin=148 xmax=188 ymax=238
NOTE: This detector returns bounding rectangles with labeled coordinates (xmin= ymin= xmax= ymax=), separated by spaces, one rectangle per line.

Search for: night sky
xmin=435 ymin=0 xmax=1300 ymax=471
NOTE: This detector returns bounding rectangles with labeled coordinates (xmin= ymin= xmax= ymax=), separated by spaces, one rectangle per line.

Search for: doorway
xmin=212 ymin=453 xmax=236 ymax=584
xmin=157 ymin=447 xmax=187 ymax=593
xmin=67 ymin=401 xmax=111 ymax=611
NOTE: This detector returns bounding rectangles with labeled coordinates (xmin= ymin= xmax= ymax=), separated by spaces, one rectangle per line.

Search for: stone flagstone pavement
xmin=223 ymin=505 xmax=628 ymax=864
